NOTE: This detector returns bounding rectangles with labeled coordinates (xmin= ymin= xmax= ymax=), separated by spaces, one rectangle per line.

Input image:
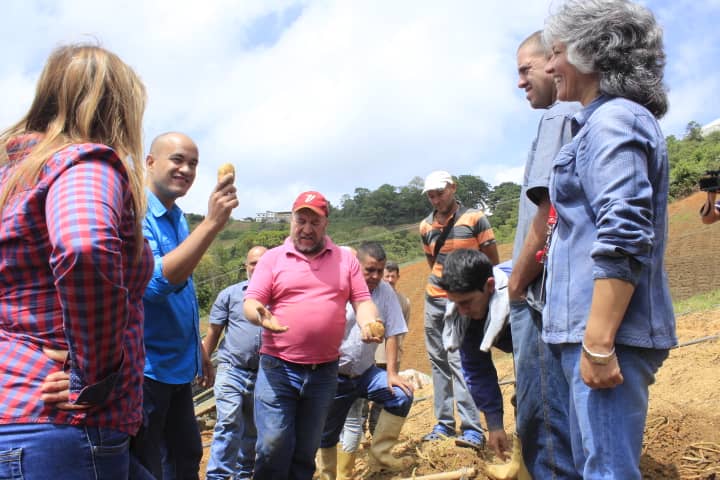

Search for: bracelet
xmin=581 ymin=342 xmax=616 ymax=365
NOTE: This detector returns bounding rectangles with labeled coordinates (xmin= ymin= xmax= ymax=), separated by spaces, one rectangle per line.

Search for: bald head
xmin=145 ymin=131 xmax=199 ymax=209
xmin=246 ymin=246 xmax=268 ymax=279
xmin=149 ymin=132 xmax=197 ymax=156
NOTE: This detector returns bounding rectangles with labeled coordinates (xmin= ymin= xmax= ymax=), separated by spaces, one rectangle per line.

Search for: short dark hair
xmin=437 ymin=249 xmax=493 ymax=293
xmin=357 ymin=241 xmax=386 ymax=262
xmin=384 ymin=260 xmax=400 ymax=274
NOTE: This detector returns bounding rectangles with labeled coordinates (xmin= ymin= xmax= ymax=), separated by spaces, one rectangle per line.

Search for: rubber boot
xmin=368 ymin=410 xmax=413 ymax=472
xmin=316 ymin=446 xmax=337 ymax=480
xmin=485 ymin=433 xmax=531 ymax=480
xmin=336 ymin=448 xmax=356 ymax=480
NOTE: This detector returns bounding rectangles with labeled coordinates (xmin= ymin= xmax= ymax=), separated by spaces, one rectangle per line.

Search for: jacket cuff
xmin=592 ymin=254 xmax=643 ymax=285
xmin=485 ymin=410 xmax=504 ymax=431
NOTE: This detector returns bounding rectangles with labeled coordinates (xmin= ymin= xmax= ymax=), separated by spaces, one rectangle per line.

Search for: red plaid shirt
xmin=0 ymin=135 xmax=153 ymax=434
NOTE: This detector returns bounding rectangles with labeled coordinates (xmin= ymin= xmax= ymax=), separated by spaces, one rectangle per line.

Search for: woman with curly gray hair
xmin=538 ymin=0 xmax=677 ymax=478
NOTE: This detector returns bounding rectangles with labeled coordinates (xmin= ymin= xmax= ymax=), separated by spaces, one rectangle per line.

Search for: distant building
xmin=702 ymin=118 xmax=720 ymax=136
xmin=255 ymin=210 xmax=292 ymax=223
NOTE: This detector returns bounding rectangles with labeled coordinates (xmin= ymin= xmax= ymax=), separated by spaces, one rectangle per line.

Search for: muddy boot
xmin=336 ymin=448 xmax=356 ymax=480
xmin=316 ymin=446 xmax=337 ymax=480
xmin=368 ymin=410 xmax=413 ymax=472
xmin=485 ymin=433 xmax=531 ymax=480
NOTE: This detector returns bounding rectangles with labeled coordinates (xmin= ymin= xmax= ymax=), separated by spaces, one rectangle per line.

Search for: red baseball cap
xmin=292 ymin=191 xmax=329 ymax=217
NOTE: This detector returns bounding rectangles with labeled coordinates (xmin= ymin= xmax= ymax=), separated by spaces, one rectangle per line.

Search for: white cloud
xmin=493 ymin=166 xmax=525 ymax=186
xmin=2 ymin=0 xmax=718 ymax=218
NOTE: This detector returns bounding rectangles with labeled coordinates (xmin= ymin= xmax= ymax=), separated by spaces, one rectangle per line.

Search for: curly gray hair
xmin=543 ymin=0 xmax=668 ymax=118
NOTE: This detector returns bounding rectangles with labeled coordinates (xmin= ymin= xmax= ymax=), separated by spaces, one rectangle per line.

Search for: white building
xmin=255 ymin=210 xmax=292 ymax=223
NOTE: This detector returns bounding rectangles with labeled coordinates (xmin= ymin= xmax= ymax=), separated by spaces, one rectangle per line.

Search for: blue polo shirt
xmin=209 ymin=281 xmax=262 ymax=369
xmin=142 ymin=190 xmax=201 ymax=384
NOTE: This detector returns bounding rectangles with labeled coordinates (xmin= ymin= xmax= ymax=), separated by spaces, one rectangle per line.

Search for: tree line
xmin=190 ymin=121 xmax=720 ymax=314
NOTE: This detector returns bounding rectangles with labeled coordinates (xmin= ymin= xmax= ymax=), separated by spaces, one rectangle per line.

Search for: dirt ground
xmin=199 ymin=192 xmax=720 ymax=479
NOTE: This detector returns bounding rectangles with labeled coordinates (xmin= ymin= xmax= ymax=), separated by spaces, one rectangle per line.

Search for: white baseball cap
xmin=422 ymin=170 xmax=454 ymax=193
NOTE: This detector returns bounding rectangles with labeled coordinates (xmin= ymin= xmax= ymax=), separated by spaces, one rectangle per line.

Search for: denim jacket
xmin=543 ymin=95 xmax=677 ymax=349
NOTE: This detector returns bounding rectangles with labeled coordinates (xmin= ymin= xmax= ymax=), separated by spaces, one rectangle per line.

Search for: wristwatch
xmin=581 ymin=342 xmax=616 ymax=365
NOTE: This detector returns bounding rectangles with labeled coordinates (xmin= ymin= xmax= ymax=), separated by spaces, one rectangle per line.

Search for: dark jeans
xmin=130 ymin=378 xmax=202 ymax=480
xmin=253 ymin=355 xmax=339 ymax=480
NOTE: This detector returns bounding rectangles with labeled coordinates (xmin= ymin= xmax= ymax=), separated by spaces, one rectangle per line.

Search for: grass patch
xmin=674 ymin=288 xmax=720 ymax=316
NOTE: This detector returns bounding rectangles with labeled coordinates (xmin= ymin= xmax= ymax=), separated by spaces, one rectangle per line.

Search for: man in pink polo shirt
xmin=243 ymin=191 xmax=381 ymax=480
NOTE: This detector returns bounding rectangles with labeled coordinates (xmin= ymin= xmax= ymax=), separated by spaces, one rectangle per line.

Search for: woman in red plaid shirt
xmin=0 ymin=45 xmax=153 ymax=479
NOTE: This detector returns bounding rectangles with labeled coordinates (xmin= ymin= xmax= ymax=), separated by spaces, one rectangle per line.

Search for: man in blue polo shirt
xmin=203 ymin=245 xmax=267 ymax=480
xmin=131 ymin=132 xmax=238 ymax=479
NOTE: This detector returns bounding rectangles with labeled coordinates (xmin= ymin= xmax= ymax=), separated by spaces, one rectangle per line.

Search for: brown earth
xmin=200 ymin=192 xmax=720 ymax=479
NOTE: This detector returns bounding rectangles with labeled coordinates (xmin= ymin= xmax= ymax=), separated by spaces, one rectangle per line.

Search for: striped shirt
xmin=419 ymin=202 xmax=496 ymax=297
xmin=0 ymin=135 xmax=153 ymax=435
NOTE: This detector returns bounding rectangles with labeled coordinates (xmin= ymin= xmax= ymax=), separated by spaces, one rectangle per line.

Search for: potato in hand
xmin=217 ymin=163 xmax=235 ymax=183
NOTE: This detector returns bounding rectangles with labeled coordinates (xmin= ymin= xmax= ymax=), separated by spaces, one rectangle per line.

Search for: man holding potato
xmin=131 ymin=132 xmax=238 ymax=479
xmin=243 ymin=191 xmax=382 ymax=480
xmin=317 ymin=241 xmax=414 ymax=478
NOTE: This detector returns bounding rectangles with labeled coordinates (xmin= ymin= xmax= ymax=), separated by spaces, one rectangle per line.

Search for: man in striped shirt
xmin=419 ymin=170 xmax=499 ymax=451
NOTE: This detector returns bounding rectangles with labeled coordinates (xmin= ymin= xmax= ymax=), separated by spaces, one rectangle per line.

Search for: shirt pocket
xmin=551 ymin=147 xmax=583 ymax=208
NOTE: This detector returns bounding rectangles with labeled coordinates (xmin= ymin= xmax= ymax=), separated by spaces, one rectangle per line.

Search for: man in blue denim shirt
xmin=132 ymin=132 xmax=238 ymax=479
xmin=203 ymin=246 xmax=267 ymax=480
xmin=505 ymin=31 xmax=579 ymax=480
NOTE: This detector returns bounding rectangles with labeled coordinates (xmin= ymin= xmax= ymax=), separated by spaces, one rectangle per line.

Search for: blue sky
xmin=1 ymin=0 xmax=719 ymax=219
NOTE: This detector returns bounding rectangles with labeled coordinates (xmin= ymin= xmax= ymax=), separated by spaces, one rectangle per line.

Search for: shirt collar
xmin=571 ymin=94 xmax=611 ymax=136
xmin=146 ymin=188 xmax=183 ymax=222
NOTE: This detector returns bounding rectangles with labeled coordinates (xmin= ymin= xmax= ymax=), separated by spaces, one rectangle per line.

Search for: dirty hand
xmin=360 ymin=321 xmax=383 ymax=344
xmin=488 ymin=429 xmax=510 ymax=462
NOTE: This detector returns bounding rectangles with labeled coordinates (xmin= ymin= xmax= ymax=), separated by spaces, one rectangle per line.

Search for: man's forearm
xmin=243 ymin=298 xmax=265 ymax=326
xmin=202 ymin=323 xmax=224 ymax=355
xmin=700 ymin=192 xmax=720 ymax=224
xmin=480 ymin=242 xmax=500 ymax=266
xmin=161 ymin=220 xmax=224 ymax=285
xmin=353 ymin=299 xmax=379 ymax=329
xmin=508 ymin=199 xmax=550 ymax=299
xmin=385 ymin=335 xmax=401 ymax=376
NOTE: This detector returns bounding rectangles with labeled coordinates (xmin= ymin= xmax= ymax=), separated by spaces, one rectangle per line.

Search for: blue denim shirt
xmin=209 ymin=281 xmax=262 ymax=370
xmin=543 ymin=95 xmax=677 ymax=349
xmin=142 ymin=190 xmax=202 ymax=383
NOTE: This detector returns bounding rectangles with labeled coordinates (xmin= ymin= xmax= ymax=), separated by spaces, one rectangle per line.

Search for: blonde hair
xmin=0 ymin=44 xmax=147 ymax=259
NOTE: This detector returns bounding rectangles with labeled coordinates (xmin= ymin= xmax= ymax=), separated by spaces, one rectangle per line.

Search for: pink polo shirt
xmin=245 ymin=236 xmax=371 ymax=364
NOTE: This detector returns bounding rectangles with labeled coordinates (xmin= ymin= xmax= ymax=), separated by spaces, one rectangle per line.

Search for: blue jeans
xmin=253 ymin=355 xmax=339 ymax=480
xmin=339 ymin=398 xmax=367 ymax=452
xmin=510 ymin=300 xmax=574 ymax=479
xmin=424 ymin=295 xmax=483 ymax=434
xmin=321 ymin=365 xmax=414 ymax=449
xmin=552 ymin=343 xmax=668 ymax=479
xmin=130 ymin=378 xmax=202 ymax=480
xmin=206 ymin=363 xmax=258 ymax=480
xmin=0 ymin=423 xmax=146 ymax=479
